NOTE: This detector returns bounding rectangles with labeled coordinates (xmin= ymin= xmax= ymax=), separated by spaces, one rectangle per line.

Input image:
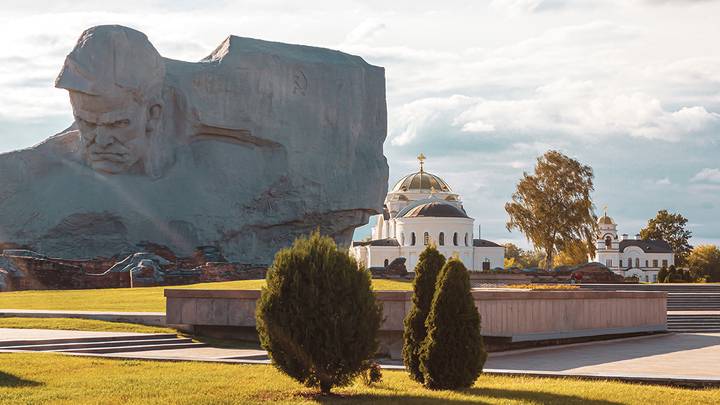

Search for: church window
xmin=620 ymin=259 xmax=623 ymax=267
xmin=384 ymin=259 xmax=389 ymax=267
xmin=662 ymin=259 xmax=668 ymax=267
xmin=606 ymin=259 xmax=613 ymax=267
xmin=653 ymin=259 xmax=658 ymax=267
xmin=423 ymin=232 xmax=429 ymax=246
xmin=605 ymin=236 xmax=612 ymax=249
xmin=628 ymin=260 xmax=632 ymax=268
xmin=635 ymin=258 xmax=640 ymax=268
xmin=464 ymin=233 xmax=469 ymax=246
xmin=453 ymin=232 xmax=458 ymax=246
xmin=482 ymin=259 xmax=490 ymax=271
xmin=400 ymin=233 xmax=405 ymax=246
xmin=411 ymin=232 xmax=416 ymax=246
xmin=645 ymin=260 xmax=649 ymax=268
xmin=439 ymin=232 xmax=445 ymax=246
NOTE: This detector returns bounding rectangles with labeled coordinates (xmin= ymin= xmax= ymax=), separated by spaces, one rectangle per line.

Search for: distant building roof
xmin=473 ymin=239 xmax=502 ymax=248
xmin=619 ymin=239 xmax=672 ymax=253
xmin=352 ymin=238 xmax=400 ymax=247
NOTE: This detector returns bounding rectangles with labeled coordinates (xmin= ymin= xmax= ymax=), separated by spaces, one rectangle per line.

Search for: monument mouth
xmin=89 ymin=152 xmax=128 ymax=162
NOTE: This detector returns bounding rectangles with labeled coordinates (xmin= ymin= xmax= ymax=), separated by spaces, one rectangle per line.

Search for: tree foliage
xmin=688 ymin=244 xmax=720 ymax=282
xmin=256 ymin=232 xmax=383 ymax=394
xmin=419 ymin=258 xmax=486 ymax=390
xmin=639 ymin=210 xmax=693 ymax=266
xmin=505 ymin=151 xmax=597 ymax=270
xmin=402 ymin=245 xmax=446 ymax=383
xmin=554 ymin=239 xmax=592 ymax=267
xmin=503 ymin=243 xmax=545 ymax=269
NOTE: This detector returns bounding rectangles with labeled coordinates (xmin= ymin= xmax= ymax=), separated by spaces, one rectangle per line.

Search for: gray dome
xmin=402 ymin=201 xmax=468 ymax=218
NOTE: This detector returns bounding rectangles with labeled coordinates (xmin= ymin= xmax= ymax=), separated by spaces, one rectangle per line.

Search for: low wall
xmin=165 ymin=289 xmax=667 ymax=358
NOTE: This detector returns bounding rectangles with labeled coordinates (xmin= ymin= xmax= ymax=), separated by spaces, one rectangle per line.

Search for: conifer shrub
xmin=419 ymin=258 xmax=486 ymax=390
xmin=402 ymin=245 xmax=446 ymax=383
xmin=255 ymin=232 xmax=383 ymax=394
xmin=657 ymin=266 xmax=668 ymax=283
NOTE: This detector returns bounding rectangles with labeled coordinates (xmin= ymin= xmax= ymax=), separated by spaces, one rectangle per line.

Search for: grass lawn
xmin=0 ymin=353 xmax=718 ymax=405
xmin=0 ymin=278 xmax=412 ymax=313
xmin=0 ymin=317 xmax=175 ymax=334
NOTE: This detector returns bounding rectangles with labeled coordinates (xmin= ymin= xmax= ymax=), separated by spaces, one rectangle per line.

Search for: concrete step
xmin=0 ymin=333 xmax=178 ymax=347
xmin=51 ymin=341 xmax=206 ymax=354
xmin=0 ymin=338 xmax=193 ymax=351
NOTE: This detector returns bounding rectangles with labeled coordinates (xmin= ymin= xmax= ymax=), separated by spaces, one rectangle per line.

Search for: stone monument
xmin=0 ymin=25 xmax=388 ymax=263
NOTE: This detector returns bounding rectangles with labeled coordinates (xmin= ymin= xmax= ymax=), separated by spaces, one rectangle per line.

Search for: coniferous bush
xmin=657 ymin=266 xmax=668 ymax=283
xmin=402 ymin=245 xmax=446 ymax=383
xmin=256 ymin=231 xmax=383 ymax=394
xmin=419 ymin=258 xmax=486 ymax=390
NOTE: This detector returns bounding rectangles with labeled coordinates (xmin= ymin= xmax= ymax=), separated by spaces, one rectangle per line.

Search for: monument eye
xmin=112 ymin=119 xmax=130 ymax=128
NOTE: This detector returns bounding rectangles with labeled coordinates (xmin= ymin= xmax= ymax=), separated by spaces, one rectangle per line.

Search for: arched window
xmin=384 ymin=259 xmax=389 ymax=267
xmin=605 ymin=236 xmax=612 ymax=249
xmin=464 ymin=233 xmax=469 ymax=246
xmin=645 ymin=260 xmax=649 ymax=268
xmin=423 ymin=232 xmax=429 ymax=246
xmin=400 ymin=233 xmax=405 ymax=246
xmin=620 ymin=260 xmax=623 ymax=267
xmin=628 ymin=259 xmax=632 ymax=268
xmin=635 ymin=258 xmax=640 ymax=268
xmin=439 ymin=232 xmax=445 ymax=246
xmin=411 ymin=232 xmax=416 ymax=246
xmin=453 ymin=232 xmax=458 ymax=246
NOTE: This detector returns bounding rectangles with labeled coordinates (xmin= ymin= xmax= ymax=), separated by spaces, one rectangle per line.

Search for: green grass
xmin=0 ymin=279 xmax=412 ymax=313
xmin=0 ymin=317 xmax=175 ymax=334
xmin=0 ymin=353 xmax=717 ymax=404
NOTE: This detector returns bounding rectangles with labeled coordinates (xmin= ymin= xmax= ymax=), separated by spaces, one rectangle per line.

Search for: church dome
xmin=598 ymin=214 xmax=615 ymax=225
xmin=401 ymin=201 xmax=468 ymax=218
xmin=392 ymin=171 xmax=452 ymax=193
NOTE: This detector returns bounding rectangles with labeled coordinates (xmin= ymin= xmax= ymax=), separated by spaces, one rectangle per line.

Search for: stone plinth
xmin=165 ymin=289 xmax=667 ymax=358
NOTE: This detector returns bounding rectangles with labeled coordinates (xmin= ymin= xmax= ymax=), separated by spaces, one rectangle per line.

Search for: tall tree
xmin=402 ymin=245 xmax=446 ymax=383
xmin=687 ymin=244 xmax=720 ymax=282
xmin=505 ymin=150 xmax=597 ymax=270
xmin=419 ymin=258 xmax=486 ymax=390
xmin=639 ymin=210 xmax=693 ymax=266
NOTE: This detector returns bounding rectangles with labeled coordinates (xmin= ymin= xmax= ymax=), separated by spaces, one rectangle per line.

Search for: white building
xmin=351 ymin=154 xmax=504 ymax=272
xmin=592 ymin=211 xmax=674 ymax=282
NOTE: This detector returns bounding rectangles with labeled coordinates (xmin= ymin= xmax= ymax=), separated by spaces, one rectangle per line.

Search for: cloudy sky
xmin=1 ymin=0 xmax=719 ymax=248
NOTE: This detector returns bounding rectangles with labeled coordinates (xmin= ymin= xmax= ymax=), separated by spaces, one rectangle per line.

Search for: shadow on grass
xmin=299 ymin=386 xmax=623 ymax=404
xmin=0 ymin=371 xmax=42 ymax=388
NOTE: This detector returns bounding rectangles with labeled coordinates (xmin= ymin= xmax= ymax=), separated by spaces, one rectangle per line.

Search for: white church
xmin=351 ymin=154 xmax=505 ymax=272
xmin=592 ymin=211 xmax=674 ymax=282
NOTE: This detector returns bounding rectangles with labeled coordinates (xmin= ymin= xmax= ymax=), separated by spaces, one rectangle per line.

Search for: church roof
xmin=619 ymin=239 xmax=672 ymax=253
xmin=401 ymin=201 xmax=468 ymax=218
xmin=352 ymin=238 xmax=400 ymax=247
xmin=473 ymin=239 xmax=502 ymax=248
xmin=598 ymin=214 xmax=615 ymax=225
xmin=392 ymin=171 xmax=452 ymax=193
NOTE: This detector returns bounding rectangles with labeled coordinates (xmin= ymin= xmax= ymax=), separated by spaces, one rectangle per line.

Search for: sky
xmin=1 ymin=0 xmax=719 ymax=249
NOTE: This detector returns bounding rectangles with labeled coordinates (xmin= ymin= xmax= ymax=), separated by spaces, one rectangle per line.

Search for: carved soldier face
xmin=70 ymin=91 xmax=161 ymax=175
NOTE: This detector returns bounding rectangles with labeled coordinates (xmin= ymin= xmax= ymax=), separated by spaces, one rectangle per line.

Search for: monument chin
xmin=0 ymin=25 xmax=388 ymax=263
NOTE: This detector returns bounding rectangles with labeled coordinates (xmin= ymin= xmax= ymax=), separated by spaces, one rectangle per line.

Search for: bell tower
xmin=597 ymin=206 xmax=619 ymax=252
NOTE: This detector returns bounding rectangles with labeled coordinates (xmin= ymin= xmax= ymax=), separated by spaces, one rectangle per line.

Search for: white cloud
xmin=343 ymin=19 xmax=387 ymax=45
xmin=656 ymin=177 xmax=672 ymax=185
xmin=692 ymin=168 xmax=720 ymax=183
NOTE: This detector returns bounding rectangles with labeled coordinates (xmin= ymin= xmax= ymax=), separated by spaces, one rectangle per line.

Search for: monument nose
xmin=94 ymin=127 xmax=114 ymax=147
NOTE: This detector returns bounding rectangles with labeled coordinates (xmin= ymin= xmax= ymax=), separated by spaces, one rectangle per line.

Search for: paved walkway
xmin=2 ymin=328 xmax=720 ymax=386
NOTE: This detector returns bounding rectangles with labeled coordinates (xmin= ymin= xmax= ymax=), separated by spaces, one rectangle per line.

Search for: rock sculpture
xmin=0 ymin=25 xmax=388 ymax=263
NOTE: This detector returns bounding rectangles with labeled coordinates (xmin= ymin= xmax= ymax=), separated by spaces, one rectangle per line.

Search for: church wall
xmin=473 ymin=247 xmax=504 ymax=271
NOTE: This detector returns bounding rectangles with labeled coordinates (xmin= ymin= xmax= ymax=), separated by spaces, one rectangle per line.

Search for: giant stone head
xmin=55 ymin=25 xmax=166 ymax=176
